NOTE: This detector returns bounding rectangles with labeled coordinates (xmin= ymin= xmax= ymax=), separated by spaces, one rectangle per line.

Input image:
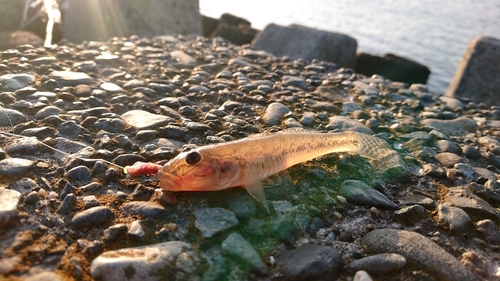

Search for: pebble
xmin=475 ymin=219 xmax=500 ymax=244
xmin=326 ymin=116 xmax=373 ymax=134
xmin=121 ymin=201 xmax=169 ymax=218
xmin=121 ymin=110 xmax=173 ymax=130
xmin=393 ymin=205 xmax=426 ymax=224
xmin=437 ymin=204 xmax=472 ymax=233
xmin=462 ymin=145 xmax=481 ymax=159
xmin=128 ymin=220 xmax=145 ymax=238
xmin=434 ymin=152 xmax=464 ymax=167
xmin=433 ymin=140 xmax=461 ymax=153
xmin=221 ymin=233 xmax=268 ymax=275
xmin=446 ymin=187 xmax=500 ymax=222
xmin=66 ymin=165 xmax=93 ymax=184
xmin=0 ymin=108 xmax=27 ymax=126
xmin=48 ymin=70 xmax=93 ymax=86
xmin=400 ymin=131 xmax=432 ymax=142
xmin=0 ymin=158 xmax=35 ymax=176
xmin=59 ymin=193 xmax=77 ymax=213
xmin=90 ymin=241 xmax=205 ymax=281
xmin=362 ymin=229 xmax=478 ymax=281
xmin=194 ymin=208 xmax=238 ymax=238
xmin=347 ymin=253 xmax=406 ymax=275
xmin=0 ymin=188 xmax=21 ymax=226
xmin=339 ymin=180 xmax=398 ymax=208
xmin=262 ymin=102 xmax=290 ymax=125
xmin=420 ymin=117 xmax=478 ymax=136
xmin=278 ymin=245 xmax=342 ymax=281
xmin=71 ymin=206 xmax=113 ymax=228
xmin=353 ymin=270 xmax=373 ymax=281
xmin=0 ymin=73 xmax=35 ymax=91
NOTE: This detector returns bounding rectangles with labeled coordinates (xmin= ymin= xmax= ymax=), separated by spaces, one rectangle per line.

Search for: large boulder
xmin=252 ymin=23 xmax=357 ymax=68
xmin=446 ymin=36 xmax=500 ymax=106
xmin=63 ymin=0 xmax=202 ymax=43
xmin=0 ymin=31 xmax=43 ymax=50
xmin=355 ymin=52 xmax=430 ymax=84
xmin=202 ymin=13 xmax=259 ymax=45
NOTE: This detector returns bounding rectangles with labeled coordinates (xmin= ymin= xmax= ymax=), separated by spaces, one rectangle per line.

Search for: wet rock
xmin=278 ymin=245 xmax=342 ymax=281
xmin=48 ymin=71 xmax=93 ymax=86
xmin=66 ymin=165 xmax=93 ymax=184
xmin=262 ymin=102 xmax=290 ymax=125
xmin=0 ymin=73 xmax=35 ymax=91
xmin=194 ymin=208 xmax=238 ymax=238
xmin=121 ymin=201 xmax=169 ymax=218
xmin=362 ymin=229 xmax=478 ymax=281
xmin=0 ymin=158 xmax=35 ymax=177
xmin=420 ymin=117 xmax=478 ymax=136
xmin=437 ymin=204 xmax=472 ymax=233
xmin=71 ymin=206 xmax=113 ymax=228
xmin=221 ymin=233 xmax=268 ymax=275
xmin=347 ymin=253 xmax=406 ymax=276
xmin=339 ymin=180 xmax=398 ymax=209
xmin=0 ymin=188 xmax=21 ymax=226
xmin=326 ymin=116 xmax=373 ymax=134
xmin=122 ymin=110 xmax=173 ymax=130
xmin=446 ymin=187 xmax=500 ymax=222
xmin=90 ymin=241 xmax=205 ymax=281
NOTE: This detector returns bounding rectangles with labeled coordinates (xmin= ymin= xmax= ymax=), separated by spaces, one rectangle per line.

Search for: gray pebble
xmin=48 ymin=70 xmax=93 ymax=86
xmin=462 ymin=145 xmax=481 ymax=159
xmin=434 ymin=152 xmax=464 ymax=167
xmin=262 ymin=102 xmax=290 ymax=125
xmin=347 ymin=253 xmax=406 ymax=275
xmin=0 ymin=108 xmax=27 ymax=127
xmin=437 ymin=204 xmax=471 ymax=233
xmin=282 ymin=75 xmax=306 ymax=88
xmin=434 ymin=140 xmax=461 ymax=154
xmin=0 ymin=73 xmax=35 ymax=91
xmin=278 ymin=245 xmax=342 ymax=281
xmin=66 ymin=165 xmax=93 ymax=184
xmin=71 ymin=206 xmax=113 ymax=228
xmin=326 ymin=116 xmax=373 ymax=134
xmin=221 ymin=232 xmax=268 ymax=275
xmin=476 ymin=219 xmax=500 ymax=244
xmin=194 ymin=208 xmax=238 ymax=238
xmin=446 ymin=187 xmax=500 ymax=222
xmin=4 ymin=137 xmax=40 ymax=155
xmin=24 ymin=191 xmax=40 ymax=205
xmin=420 ymin=117 xmax=478 ymax=136
xmin=0 ymin=158 xmax=35 ymax=177
xmin=122 ymin=110 xmax=173 ymax=130
xmin=59 ymin=193 xmax=77 ymax=213
xmin=93 ymin=118 xmax=127 ymax=133
xmin=362 ymin=229 xmax=478 ymax=281
xmin=121 ymin=201 xmax=169 ymax=218
xmin=400 ymin=131 xmax=432 ymax=142
xmin=340 ymin=180 xmax=398 ymax=209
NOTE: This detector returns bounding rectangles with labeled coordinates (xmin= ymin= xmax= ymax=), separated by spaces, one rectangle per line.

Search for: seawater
xmin=200 ymin=0 xmax=500 ymax=94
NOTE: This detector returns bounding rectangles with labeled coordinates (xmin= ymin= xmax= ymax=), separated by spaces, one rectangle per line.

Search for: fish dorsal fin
xmin=239 ymin=159 xmax=270 ymax=213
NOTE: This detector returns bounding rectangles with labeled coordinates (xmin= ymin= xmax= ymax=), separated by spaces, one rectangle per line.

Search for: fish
xmin=144 ymin=130 xmax=406 ymax=212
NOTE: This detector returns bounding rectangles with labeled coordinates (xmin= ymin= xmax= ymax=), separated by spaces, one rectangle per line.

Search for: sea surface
xmin=200 ymin=0 xmax=500 ymax=94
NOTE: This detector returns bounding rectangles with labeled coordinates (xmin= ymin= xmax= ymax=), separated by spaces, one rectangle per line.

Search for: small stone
xmin=393 ymin=205 xmax=426 ymax=224
xmin=347 ymin=253 xmax=406 ymax=276
xmin=59 ymin=193 xmax=77 ymax=213
xmin=66 ymin=165 xmax=93 ymax=184
xmin=278 ymin=245 xmax=342 ymax=281
xmin=48 ymin=71 xmax=93 ymax=86
xmin=90 ymin=241 xmax=205 ymax=281
xmin=462 ymin=145 xmax=481 ymax=159
xmin=433 ymin=140 xmax=461 ymax=153
xmin=128 ymin=220 xmax=145 ymax=238
xmin=121 ymin=201 xmax=169 ymax=218
xmin=221 ymin=233 xmax=268 ymax=275
xmin=339 ymin=180 xmax=398 ymax=209
xmin=362 ymin=229 xmax=477 ymax=281
xmin=446 ymin=187 xmax=500 ymax=222
xmin=0 ymin=188 xmax=21 ymax=226
xmin=0 ymin=73 xmax=35 ymax=91
xmin=194 ymin=208 xmax=238 ymax=238
xmin=354 ymin=270 xmax=373 ymax=281
xmin=0 ymin=108 xmax=27 ymax=127
xmin=476 ymin=219 xmax=500 ymax=244
xmin=0 ymin=158 xmax=35 ymax=177
xmin=228 ymin=194 xmax=256 ymax=219
xmin=437 ymin=204 xmax=472 ymax=233
xmin=434 ymin=152 xmax=464 ymax=167
xmin=326 ymin=116 xmax=373 ymax=134
xmin=71 ymin=206 xmax=113 ymax=228
xmin=262 ymin=102 xmax=290 ymax=125
xmin=420 ymin=117 xmax=478 ymax=136
xmin=121 ymin=110 xmax=173 ymax=130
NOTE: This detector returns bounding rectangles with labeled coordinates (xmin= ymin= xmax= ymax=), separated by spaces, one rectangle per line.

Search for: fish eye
xmin=185 ymin=151 xmax=202 ymax=165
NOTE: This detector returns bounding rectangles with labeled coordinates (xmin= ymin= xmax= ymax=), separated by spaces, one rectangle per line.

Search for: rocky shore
xmin=1 ymin=35 xmax=500 ymax=281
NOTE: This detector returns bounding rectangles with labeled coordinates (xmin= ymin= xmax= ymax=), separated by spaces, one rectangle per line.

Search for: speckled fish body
xmin=157 ymin=131 xmax=403 ymax=212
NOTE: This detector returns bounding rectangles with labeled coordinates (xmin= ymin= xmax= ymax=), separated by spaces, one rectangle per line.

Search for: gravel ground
xmin=0 ymin=35 xmax=499 ymax=281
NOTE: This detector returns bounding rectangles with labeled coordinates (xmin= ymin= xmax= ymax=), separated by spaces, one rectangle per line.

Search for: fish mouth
xmin=157 ymin=169 xmax=182 ymax=191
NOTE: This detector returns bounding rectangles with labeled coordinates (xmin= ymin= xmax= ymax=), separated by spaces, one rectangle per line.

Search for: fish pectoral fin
xmin=239 ymin=159 xmax=270 ymax=213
